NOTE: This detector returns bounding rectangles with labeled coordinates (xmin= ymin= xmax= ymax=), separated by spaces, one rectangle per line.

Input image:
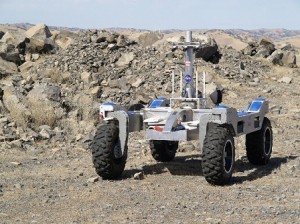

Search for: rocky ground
xmin=0 ymin=24 xmax=299 ymax=223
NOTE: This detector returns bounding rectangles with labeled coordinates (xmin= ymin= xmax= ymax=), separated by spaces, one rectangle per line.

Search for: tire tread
xmin=91 ymin=123 xmax=127 ymax=179
xmin=202 ymin=125 xmax=235 ymax=185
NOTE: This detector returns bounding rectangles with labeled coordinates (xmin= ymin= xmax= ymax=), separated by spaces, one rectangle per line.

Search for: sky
xmin=0 ymin=0 xmax=300 ymax=30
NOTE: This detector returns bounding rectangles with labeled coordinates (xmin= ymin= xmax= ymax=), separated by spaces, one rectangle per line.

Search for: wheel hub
xmin=113 ymin=142 xmax=123 ymax=159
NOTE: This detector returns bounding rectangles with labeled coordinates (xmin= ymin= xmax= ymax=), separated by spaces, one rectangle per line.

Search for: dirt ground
xmin=1 ymin=67 xmax=300 ymax=224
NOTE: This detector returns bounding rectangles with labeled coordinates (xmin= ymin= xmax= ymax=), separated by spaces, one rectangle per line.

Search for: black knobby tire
xmin=150 ymin=140 xmax=178 ymax=162
xmin=246 ymin=117 xmax=273 ymax=165
xmin=91 ymin=122 xmax=127 ymax=179
xmin=202 ymin=125 xmax=235 ymax=185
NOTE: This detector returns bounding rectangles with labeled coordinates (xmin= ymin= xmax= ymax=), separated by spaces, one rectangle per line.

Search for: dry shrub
xmin=6 ymin=101 xmax=30 ymax=130
xmin=45 ymin=68 xmax=71 ymax=84
xmin=29 ymin=100 xmax=57 ymax=128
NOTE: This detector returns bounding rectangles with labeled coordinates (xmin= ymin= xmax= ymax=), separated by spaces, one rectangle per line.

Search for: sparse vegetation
xmin=5 ymin=101 xmax=30 ymax=130
xmin=28 ymin=100 xmax=57 ymax=128
xmin=45 ymin=68 xmax=71 ymax=84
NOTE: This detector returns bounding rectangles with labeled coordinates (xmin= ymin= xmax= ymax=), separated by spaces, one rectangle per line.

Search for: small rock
xmin=131 ymin=77 xmax=143 ymax=88
xmin=253 ymin=77 xmax=260 ymax=83
xmin=87 ymin=177 xmax=99 ymax=183
xmin=116 ymin=52 xmax=135 ymax=67
xmin=278 ymin=76 xmax=292 ymax=84
xmin=262 ymin=89 xmax=272 ymax=93
xmin=133 ymin=172 xmax=144 ymax=180
xmin=101 ymin=79 xmax=108 ymax=86
xmin=32 ymin=53 xmax=40 ymax=61
xmin=51 ymin=148 xmax=61 ymax=153
xmin=80 ymin=71 xmax=91 ymax=84
xmin=75 ymin=134 xmax=84 ymax=141
xmin=248 ymin=82 xmax=258 ymax=86
xmin=11 ymin=161 xmax=22 ymax=166
xmin=179 ymin=142 xmax=195 ymax=152
xmin=90 ymin=86 xmax=101 ymax=97
xmin=10 ymin=140 xmax=23 ymax=148
xmin=0 ymin=117 xmax=8 ymax=124
xmin=39 ymin=128 xmax=51 ymax=139
xmin=14 ymin=183 xmax=23 ymax=189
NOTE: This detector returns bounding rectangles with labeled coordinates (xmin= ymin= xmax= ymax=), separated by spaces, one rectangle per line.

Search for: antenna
xmin=172 ymin=71 xmax=175 ymax=98
xmin=203 ymin=71 xmax=206 ymax=99
xmin=196 ymin=71 xmax=198 ymax=98
xmin=180 ymin=71 xmax=183 ymax=98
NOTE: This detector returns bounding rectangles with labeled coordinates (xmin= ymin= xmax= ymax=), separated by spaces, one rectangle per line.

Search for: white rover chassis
xmin=91 ymin=31 xmax=273 ymax=185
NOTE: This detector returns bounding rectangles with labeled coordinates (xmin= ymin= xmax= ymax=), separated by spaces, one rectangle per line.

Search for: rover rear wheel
xmin=246 ymin=117 xmax=273 ymax=165
xmin=150 ymin=140 xmax=178 ymax=162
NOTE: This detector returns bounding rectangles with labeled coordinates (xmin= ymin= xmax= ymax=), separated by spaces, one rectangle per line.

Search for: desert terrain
xmin=0 ymin=24 xmax=299 ymax=223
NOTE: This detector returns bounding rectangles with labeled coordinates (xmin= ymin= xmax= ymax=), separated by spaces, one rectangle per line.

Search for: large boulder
xmin=0 ymin=32 xmax=25 ymax=46
xmin=0 ymin=32 xmax=23 ymax=66
xmin=116 ymin=52 xmax=135 ymax=67
xmin=0 ymin=42 xmax=22 ymax=65
xmin=55 ymin=36 xmax=74 ymax=49
xmin=138 ymin=32 xmax=163 ymax=47
xmin=242 ymin=37 xmax=275 ymax=58
xmin=0 ymin=51 xmax=21 ymax=65
xmin=25 ymin=23 xmax=52 ymax=40
xmin=255 ymin=36 xmax=275 ymax=58
xmin=26 ymin=83 xmax=62 ymax=128
xmin=18 ymin=24 xmax=56 ymax=55
xmin=26 ymin=37 xmax=56 ymax=54
xmin=194 ymin=35 xmax=219 ymax=62
xmin=94 ymin=30 xmax=118 ymax=43
xmin=242 ymin=41 xmax=258 ymax=56
xmin=0 ymin=57 xmax=18 ymax=77
xmin=282 ymin=51 xmax=297 ymax=68
xmin=18 ymin=61 xmax=36 ymax=73
xmin=52 ymin=30 xmax=77 ymax=49
xmin=0 ymin=32 xmax=19 ymax=45
xmin=268 ymin=48 xmax=297 ymax=68
xmin=2 ymin=85 xmax=30 ymax=129
xmin=268 ymin=50 xmax=283 ymax=66
xmin=27 ymin=83 xmax=61 ymax=102
xmin=0 ymin=31 xmax=4 ymax=39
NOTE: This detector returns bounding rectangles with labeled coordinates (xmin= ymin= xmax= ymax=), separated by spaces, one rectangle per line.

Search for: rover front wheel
xmin=91 ymin=122 xmax=127 ymax=179
xmin=202 ymin=125 xmax=235 ymax=185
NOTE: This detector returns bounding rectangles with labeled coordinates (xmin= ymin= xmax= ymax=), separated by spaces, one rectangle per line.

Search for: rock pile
xmin=0 ymin=23 xmax=57 ymax=68
xmin=0 ymin=24 xmax=298 ymax=148
xmin=242 ymin=36 xmax=297 ymax=68
xmin=216 ymin=46 xmax=272 ymax=84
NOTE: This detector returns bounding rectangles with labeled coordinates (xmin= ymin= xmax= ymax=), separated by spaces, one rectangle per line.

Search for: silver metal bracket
xmin=106 ymin=111 xmax=129 ymax=156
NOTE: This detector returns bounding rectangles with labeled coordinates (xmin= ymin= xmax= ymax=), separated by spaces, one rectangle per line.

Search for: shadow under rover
xmin=122 ymin=154 xmax=297 ymax=184
xmin=121 ymin=155 xmax=202 ymax=180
